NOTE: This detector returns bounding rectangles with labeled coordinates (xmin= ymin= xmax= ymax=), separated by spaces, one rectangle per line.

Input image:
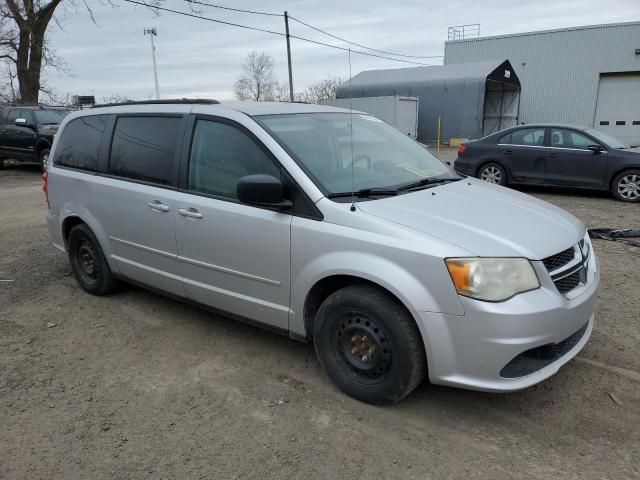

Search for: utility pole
xmin=284 ymin=12 xmax=294 ymax=102
xmin=144 ymin=27 xmax=160 ymax=100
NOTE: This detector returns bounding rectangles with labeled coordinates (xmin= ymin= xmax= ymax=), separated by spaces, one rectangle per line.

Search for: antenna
xmin=349 ymin=48 xmax=356 ymax=212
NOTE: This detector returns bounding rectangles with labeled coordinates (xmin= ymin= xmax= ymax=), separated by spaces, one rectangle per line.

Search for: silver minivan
xmin=44 ymin=100 xmax=599 ymax=404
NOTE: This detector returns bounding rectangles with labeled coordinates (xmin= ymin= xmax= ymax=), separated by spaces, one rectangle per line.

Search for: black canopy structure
xmin=336 ymin=59 xmax=521 ymax=142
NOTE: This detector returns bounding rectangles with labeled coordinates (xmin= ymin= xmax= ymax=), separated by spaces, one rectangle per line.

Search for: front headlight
xmin=445 ymin=257 xmax=540 ymax=302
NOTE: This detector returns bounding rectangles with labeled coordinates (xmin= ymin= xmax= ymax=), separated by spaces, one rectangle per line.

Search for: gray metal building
xmin=336 ymin=60 xmax=521 ymax=142
xmin=445 ymin=21 xmax=640 ymax=146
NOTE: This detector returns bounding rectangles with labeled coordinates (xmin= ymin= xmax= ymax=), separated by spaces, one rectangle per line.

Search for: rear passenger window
xmin=6 ymin=109 xmax=21 ymax=123
xmin=54 ymin=115 xmax=107 ymax=171
xmin=499 ymin=132 xmax=511 ymax=144
xmin=509 ymin=128 xmax=545 ymax=146
xmin=188 ymin=120 xmax=280 ymax=199
xmin=109 ymin=116 xmax=181 ymax=186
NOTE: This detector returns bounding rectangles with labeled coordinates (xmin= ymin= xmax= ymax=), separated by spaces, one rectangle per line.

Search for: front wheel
xmin=313 ymin=285 xmax=426 ymax=405
xmin=612 ymin=170 xmax=640 ymax=203
xmin=478 ymin=162 xmax=508 ymax=186
xmin=39 ymin=149 xmax=50 ymax=172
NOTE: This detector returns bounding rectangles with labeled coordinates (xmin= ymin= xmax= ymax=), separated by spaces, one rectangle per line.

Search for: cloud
xmin=45 ymin=0 xmax=639 ymax=100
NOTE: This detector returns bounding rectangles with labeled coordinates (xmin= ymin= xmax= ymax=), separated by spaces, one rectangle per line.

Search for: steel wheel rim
xmin=77 ymin=239 xmax=98 ymax=283
xmin=481 ymin=166 xmax=502 ymax=184
xmin=332 ymin=311 xmax=393 ymax=384
xmin=618 ymin=174 xmax=640 ymax=200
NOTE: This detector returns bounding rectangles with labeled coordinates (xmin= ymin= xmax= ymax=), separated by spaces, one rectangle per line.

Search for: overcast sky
xmin=46 ymin=0 xmax=639 ymax=101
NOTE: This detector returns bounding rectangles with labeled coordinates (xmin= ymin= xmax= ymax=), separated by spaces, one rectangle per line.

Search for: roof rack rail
xmin=92 ymin=99 xmax=220 ymax=108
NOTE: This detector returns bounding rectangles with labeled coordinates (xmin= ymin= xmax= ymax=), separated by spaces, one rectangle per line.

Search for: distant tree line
xmin=234 ymin=50 xmax=343 ymax=104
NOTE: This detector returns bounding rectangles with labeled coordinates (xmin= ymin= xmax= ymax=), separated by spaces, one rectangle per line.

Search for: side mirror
xmin=237 ymin=174 xmax=291 ymax=210
xmin=15 ymin=118 xmax=33 ymax=128
xmin=588 ymin=144 xmax=604 ymax=154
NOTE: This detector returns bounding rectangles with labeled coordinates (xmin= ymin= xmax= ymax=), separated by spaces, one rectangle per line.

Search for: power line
xmin=181 ymin=0 xmax=282 ymax=17
xmin=288 ymin=15 xmax=444 ymax=59
xmin=122 ymin=0 xmax=435 ymax=66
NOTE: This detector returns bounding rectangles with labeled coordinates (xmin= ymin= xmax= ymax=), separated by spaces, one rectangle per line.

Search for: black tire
xmin=39 ymin=148 xmax=50 ymax=173
xmin=612 ymin=169 xmax=640 ymax=203
xmin=0 ymin=158 xmax=4 ymax=170
xmin=313 ymin=285 xmax=426 ymax=405
xmin=67 ymin=224 xmax=118 ymax=295
xmin=477 ymin=161 xmax=508 ymax=186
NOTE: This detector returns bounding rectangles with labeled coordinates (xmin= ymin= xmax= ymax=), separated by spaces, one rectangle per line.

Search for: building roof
xmin=445 ymin=20 xmax=640 ymax=44
xmin=341 ymin=59 xmax=517 ymax=91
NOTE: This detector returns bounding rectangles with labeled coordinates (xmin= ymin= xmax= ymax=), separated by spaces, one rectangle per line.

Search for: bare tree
xmin=297 ymin=76 xmax=344 ymax=104
xmin=0 ymin=0 xmax=68 ymax=104
xmin=272 ymin=81 xmax=292 ymax=102
xmin=0 ymin=0 xmax=162 ymax=105
xmin=234 ymin=51 xmax=277 ymax=102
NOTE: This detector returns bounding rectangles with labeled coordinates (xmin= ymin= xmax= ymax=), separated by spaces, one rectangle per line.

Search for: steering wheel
xmin=346 ymin=153 xmax=372 ymax=170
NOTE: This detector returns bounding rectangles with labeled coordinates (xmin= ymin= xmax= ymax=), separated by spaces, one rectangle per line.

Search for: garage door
xmin=594 ymin=73 xmax=640 ymax=146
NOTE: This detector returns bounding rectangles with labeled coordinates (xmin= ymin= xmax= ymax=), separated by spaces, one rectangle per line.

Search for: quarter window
xmin=508 ymin=128 xmax=545 ymax=146
xmin=109 ymin=116 xmax=181 ymax=185
xmin=53 ymin=115 xmax=108 ymax=171
xmin=188 ymin=120 xmax=280 ymax=199
xmin=550 ymin=129 xmax=594 ymax=150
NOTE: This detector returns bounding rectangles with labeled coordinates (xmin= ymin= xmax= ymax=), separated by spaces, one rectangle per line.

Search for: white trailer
xmin=320 ymin=96 xmax=419 ymax=139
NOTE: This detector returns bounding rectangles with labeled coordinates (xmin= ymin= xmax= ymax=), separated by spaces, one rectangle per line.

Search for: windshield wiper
xmin=327 ymin=187 xmax=398 ymax=199
xmin=396 ymin=177 xmax=461 ymax=192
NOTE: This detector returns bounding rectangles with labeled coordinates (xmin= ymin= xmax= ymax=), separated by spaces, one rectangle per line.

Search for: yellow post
xmin=437 ymin=115 xmax=441 ymax=155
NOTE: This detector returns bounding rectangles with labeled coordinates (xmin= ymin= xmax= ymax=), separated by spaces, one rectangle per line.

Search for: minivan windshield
xmin=585 ymin=129 xmax=630 ymax=149
xmin=34 ymin=109 xmax=70 ymax=126
xmin=256 ymin=113 xmax=458 ymax=195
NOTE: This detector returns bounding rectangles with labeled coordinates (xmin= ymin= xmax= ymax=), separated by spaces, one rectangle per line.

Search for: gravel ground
xmin=1 ymin=159 xmax=639 ymax=479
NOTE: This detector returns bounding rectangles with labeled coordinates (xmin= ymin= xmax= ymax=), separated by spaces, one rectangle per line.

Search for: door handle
xmin=504 ymin=150 xmax=512 ymax=155
xmin=0 ymin=129 xmax=7 ymax=133
xmin=147 ymin=201 xmax=170 ymax=212
xmin=177 ymin=207 xmax=203 ymax=219
xmin=548 ymin=153 xmax=557 ymax=158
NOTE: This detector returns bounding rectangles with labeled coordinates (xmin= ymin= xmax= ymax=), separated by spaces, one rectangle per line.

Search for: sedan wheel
xmin=613 ymin=170 xmax=640 ymax=203
xmin=479 ymin=162 xmax=507 ymax=186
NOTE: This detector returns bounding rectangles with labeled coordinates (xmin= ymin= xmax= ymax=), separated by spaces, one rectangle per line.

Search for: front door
xmin=174 ymin=117 xmax=291 ymax=330
xmin=545 ymin=128 xmax=608 ymax=188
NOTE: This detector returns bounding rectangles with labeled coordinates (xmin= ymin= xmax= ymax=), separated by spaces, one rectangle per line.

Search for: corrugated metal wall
xmin=444 ymin=22 xmax=640 ymax=127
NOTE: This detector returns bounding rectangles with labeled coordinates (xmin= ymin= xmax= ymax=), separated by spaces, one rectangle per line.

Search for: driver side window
xmin=188 ymin=120 xmax=280 ymax=200
xmin=550 ymin=129 xmax=594 ymax=150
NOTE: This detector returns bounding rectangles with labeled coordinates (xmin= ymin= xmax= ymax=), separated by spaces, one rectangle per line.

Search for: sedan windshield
xmin=255 ymin=113 xmax=457 ymax=195
xmin=34 ymin=109 xmax=70 ymax=126
xmin=586 ymin=128 xmax=630 ymax=149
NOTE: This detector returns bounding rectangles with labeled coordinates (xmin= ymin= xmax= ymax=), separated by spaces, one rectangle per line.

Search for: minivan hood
xmin=357 ymin=179 xmax=585 ymax=259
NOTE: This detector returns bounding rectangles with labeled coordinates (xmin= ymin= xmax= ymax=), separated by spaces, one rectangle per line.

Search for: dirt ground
xmin=1 ymin=157 xmax=639 ymax=479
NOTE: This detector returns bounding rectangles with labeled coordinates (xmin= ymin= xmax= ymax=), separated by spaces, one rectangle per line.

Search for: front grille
xmin=554 ymin=270 xmax=582 ymax=294
xmin=542 ymin=247 xmax=575 ymax=271
xmin=500 ymin=322 xmax=589 ymax=378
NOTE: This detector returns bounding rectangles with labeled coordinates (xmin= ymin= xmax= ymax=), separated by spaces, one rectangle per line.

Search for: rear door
xmin=544 ymin=128 xmax=608 ymax=188
xmin=173 ymin=115 xmax=292 ymax=330
xmin=93 ymin=114 xmax=186 ymax=296
xmin=498 ymin=127 xmax=547 ymax=183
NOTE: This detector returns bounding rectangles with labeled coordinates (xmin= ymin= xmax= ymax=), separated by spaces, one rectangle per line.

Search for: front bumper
xmin=416 ymin=250 xmax=599 ymax=392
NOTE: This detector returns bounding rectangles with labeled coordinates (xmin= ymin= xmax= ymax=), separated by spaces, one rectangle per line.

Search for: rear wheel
xmin=478 ymin=162 xmax=507 ymax=186
xmin=612 ymin=170 xmax=640 ymax=203
xmin=67 ymin=224 xmax=118 ymax=295
xmin=39 ymin=148 xmax=50 ymax=172
xmin=313 ymin=285 xmax=426 ymax=405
